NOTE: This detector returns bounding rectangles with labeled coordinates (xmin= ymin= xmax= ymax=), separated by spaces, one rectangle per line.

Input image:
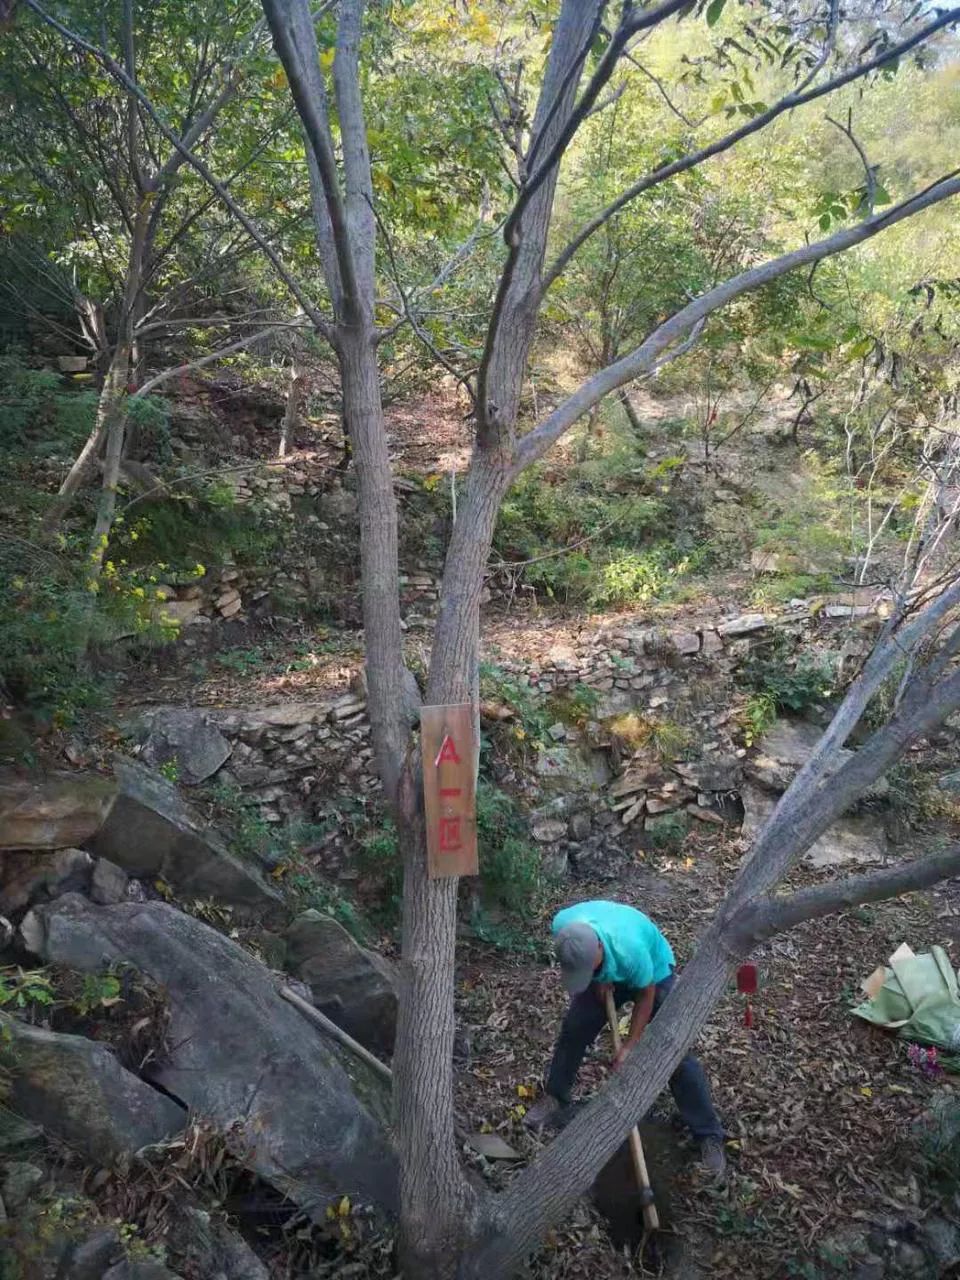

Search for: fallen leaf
xmin=466 ymin=1132 xmax=523 ymax=1160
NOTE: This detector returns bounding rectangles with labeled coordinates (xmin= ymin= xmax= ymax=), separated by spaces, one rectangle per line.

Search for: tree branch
xmin=129 ymin=326 xmax=282 ymax=400
xmin=261 ymin=0 xmax=364 ymax=325
xmin=729 ymin=844 xmax=960 ymax=948
xmin=542 ymin=4 xmax=960 ymax=292
xmin=21 ymin=0 xmax=333 ymax=342
xmin=827 ymin=109 xmax=877 ymax=213
xmin=516 ymin=172 xmax=960 ymax=472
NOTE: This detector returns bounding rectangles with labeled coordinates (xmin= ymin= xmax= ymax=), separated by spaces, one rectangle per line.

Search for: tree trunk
xmin=393 ymin=454 xmax=511 ymax=1278
xmin=86 ymin=342 xmax=132 ymax=583
xmin=279 ymin=358 xmax=303 ymax=458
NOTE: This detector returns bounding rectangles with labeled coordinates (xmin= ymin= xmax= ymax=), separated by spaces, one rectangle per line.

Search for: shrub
xmin=607 ymin=712 xmax=692 ymax=761
xmin=476 ymin=781 xmax=545 ymax=918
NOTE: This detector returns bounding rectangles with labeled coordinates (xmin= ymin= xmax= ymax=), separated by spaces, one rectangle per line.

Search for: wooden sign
xmin=421 ymin=703 xmax=478 ymax=879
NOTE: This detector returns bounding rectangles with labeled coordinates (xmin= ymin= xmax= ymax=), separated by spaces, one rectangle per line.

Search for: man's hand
xmin=612 ymin=1043 xmax=631 ymax=1071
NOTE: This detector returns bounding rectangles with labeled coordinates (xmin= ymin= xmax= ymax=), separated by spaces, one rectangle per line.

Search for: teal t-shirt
xmin=552 ymin=900 xmax=674 ymax=990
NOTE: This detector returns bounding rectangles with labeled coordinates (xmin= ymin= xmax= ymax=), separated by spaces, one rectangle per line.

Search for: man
xmin=524 ymin=899 xmax=726 ymax=1177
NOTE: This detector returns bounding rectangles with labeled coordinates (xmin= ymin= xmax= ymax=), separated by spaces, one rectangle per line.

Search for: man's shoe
xmin=523 ymin=1094 xmax=561 ymax=1131
xmin=698 ymin=1138 xmax=727 ymax=1179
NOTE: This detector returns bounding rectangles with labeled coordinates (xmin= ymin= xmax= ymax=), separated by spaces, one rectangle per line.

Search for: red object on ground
xmin=737 ymin=963 xmax=758 ymax=1028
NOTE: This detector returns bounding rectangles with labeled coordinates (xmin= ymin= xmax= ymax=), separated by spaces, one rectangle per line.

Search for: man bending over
xmin=524 ymin=898 xmax=726 ymax=1177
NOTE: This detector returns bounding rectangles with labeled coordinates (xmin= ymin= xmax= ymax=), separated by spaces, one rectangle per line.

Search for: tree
xmin=0 ymin=0 xmax=304 ymax=581
xmin=22 ymin=0 xmax=960 ymax=1275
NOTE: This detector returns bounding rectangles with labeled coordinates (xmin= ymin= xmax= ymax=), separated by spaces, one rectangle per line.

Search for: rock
xmin=620 ymin=797 xmax=645 ymax=826
xmin=158 ymin=598 xmax=203 ymax=628
xmin=29 ymin=897 xmax=398 ymax=1217
xmin=87 ymin=758 xmax=283 ymax=917
xmin=90 ymin=858 xmax=129 ymax=905
xmin=535 ymin=745 xmax=610 ymax=791
xmin=673 ymin=756 xmax=742 ymax=793
xmin=548 ymin=722 xmax=567 ymax=742
xmin=165 ymin=1202 xmax=270 ymax=1280
xmin=318 ymin=485 xmax=358 ymax=522
xmin=741 ymin=785 xmax=886 ymax=866
xmin=69 ymin=1229 xmax=124 ymax=1279
xmin=2 ymin=1161 xmax=44 ymax=1212
xmin=284 ymin=911 xmax=398 ymax=1057
xmin=687 ymin=803 xmax=725 ymax=825
xmin=140 ymin=709 xmax=232 ymax=786
xmin=0 ymin=771 xmax=115 ymax=850
xmin=921 ymin=1215 xmax=960 ymax=1269
xmin=0 ymin=914 xmax=11 ymax=947
xmin=0 ymin=1109 xmax=41 ymax=1152
xmin=531 ymin=818 xmax=567 ymax=843
xmin=103 ymin=1263 xmax=184 ymax=1280
xmin=747 ymin=719 xmax=888 ymax=800
xmin=646 ymin=796 xmax=681 ymax=815
xmin=0 ymin=1013 xmax=184 ymax=1164
xmin=568 ymin=812 xmax=591 ymax=841
xmin=717 ymin=613 xmax=769 ymax=637
xmin=938 ymin=769 xmax=960 ymax=794
xmin=666 ymin=629 xmax=700 ymax=656
xmin=0 ymin=847 xmax=92 ymax=916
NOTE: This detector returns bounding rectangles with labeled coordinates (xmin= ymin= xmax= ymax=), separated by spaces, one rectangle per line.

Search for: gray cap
xmin=555 ymin=922 xmax=599 ymax=994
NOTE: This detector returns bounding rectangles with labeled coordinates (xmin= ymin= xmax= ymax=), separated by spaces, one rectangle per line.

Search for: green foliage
xmin=355 ymin=819 xmax=403 ymax=925
xmin=645 ymin=811 xmax=690 ymax=853
xmin=0 ymin=967 xmax=56 ymax=1012
xmin=72 ymin=971 xmax=122 ymax=1016
xmin=476 ymin=781 xmax=546 ymax=920
xmin=740 ymin=691 xmax=777 ymax=747
xmin=742 ymin=652 xmax=834 ymax=716
xmin=0 ymin=351 xmax=96 ymax=453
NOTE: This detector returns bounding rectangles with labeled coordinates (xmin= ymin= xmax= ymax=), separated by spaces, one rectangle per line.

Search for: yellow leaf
xmin=320 ymin=47 xmax=335 ymax=70
xmin=338 ymin=1195 xmax=351 ymax=1217
xmin=326 ymin=1206 xmax=336 ymax=1220
xmin=516 ymin=1084 xmax=532 ymax=1098
xmin=860 ymin=1085 xmax=873 ymax=1097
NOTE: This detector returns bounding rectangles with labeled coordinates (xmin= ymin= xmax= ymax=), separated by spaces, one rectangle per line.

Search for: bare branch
xmin=827 ymin=109 xmax=877 ymax=213
xmin=129 ymin=326 xmax=284 ymax=400
xmin=261 ymin=0 xmax=365 ymax=324
xmin=624 ymin=51 xmax=705 ymax=129
xmin=729 ymin=843 xmax=960 ymax=948
xmin=516 ymin=173 xmax=960 ymax=472
xmin=543 ymin=4 xmax=960 ymax=292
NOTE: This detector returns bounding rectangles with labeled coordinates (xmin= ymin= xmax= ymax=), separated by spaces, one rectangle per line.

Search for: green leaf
xmin=845 ymin=337 xmax=874 ymax=360
xmin=873 ymin=184 xmax=892 ymax=207
xmin=706 ymin=0 xmax=727 ymax=26
xmin=818 ymin=212 xmax=832 ymax=231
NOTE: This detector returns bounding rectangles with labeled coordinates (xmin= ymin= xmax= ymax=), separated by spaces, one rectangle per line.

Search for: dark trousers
xmin=545 ymin=973 xmax=723 ymax=1142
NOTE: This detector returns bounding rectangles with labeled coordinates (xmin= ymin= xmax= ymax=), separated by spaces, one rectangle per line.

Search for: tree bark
xmin=278 ymin=358 xmax=302 ymax=458
xmin=618 ymin=386 xmax=643 ymax=435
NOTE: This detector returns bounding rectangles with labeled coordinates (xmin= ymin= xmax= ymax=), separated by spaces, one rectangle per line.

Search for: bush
xmin=476 ymin=781 xmax=545 ymax=919
xmin=741 ymin=641 xmax=834 ymax=716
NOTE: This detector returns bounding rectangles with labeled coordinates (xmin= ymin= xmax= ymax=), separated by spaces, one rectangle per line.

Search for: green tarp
xmin=853 ymin=943 xmax=960 ymax=1051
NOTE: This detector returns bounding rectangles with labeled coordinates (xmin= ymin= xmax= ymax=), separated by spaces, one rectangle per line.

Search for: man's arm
xmin=613 ymin=984 xmax=656 ymax=1069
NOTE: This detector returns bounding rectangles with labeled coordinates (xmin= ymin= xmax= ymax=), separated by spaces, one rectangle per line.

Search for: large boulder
xmin=284 ymin=911 xmax=398 ymax=1056
xmin=24 ymin=896 xmax=398 ymax=1218
xmin=87 ymin=758 xmax=283 ymax=917
xmin=746 ymin=719 xmax=888 ymax=800
xmin=0 ymin=1014 xmax=185 ymax=1164
xmin=0 ymin=772 xmax=115 ymax=850
xmin=741 ymin=784 xmax=886 ymax=867
xmin=139 ymin=708 xmax=232 ymax=785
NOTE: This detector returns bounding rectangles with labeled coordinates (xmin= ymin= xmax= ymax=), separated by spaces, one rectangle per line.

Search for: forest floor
xmin=98 ymin=381 xmax=960 ymax=1279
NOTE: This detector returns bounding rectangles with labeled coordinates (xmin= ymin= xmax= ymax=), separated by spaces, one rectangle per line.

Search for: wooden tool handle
xmin=604 ymin=990 xmax=660 ymax=1231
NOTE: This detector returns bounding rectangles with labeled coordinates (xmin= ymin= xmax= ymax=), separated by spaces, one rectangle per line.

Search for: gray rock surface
xmin=0 ymin=1013 xmax=184 ymax=1164
xmin=0 ymin=771 xmax=115 ymax=850
xmin=27 ymin=896 xmax=398 ymax=1218
xmin=87 ymin=758 xmax=283 ymax=917
xmin=139 ymin=708 xmax=232 ymax=785
xmin=741 ymin=784 xmax=886 ymax=867
xmin=284 ymin=910 xmax=398 ymax=1057
xmin=90 ymin=857 xmax=129 ymax=905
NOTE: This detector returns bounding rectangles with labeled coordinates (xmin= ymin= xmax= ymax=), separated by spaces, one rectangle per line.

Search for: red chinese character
xmin=438 ymin=815 xmax=463 ymax=852
xmin=435 ymin=734 xmax=461 ymax=767
xmin=439 ymin=787 xmax=462 ymax=798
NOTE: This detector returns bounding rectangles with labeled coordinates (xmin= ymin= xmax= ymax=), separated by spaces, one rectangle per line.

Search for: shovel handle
xmin=604 ymin=990 xmax=660 ymax=1231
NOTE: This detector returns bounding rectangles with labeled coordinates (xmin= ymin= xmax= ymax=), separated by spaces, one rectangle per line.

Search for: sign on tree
xmin=421 ymin=703 xmax=478 ymax=879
